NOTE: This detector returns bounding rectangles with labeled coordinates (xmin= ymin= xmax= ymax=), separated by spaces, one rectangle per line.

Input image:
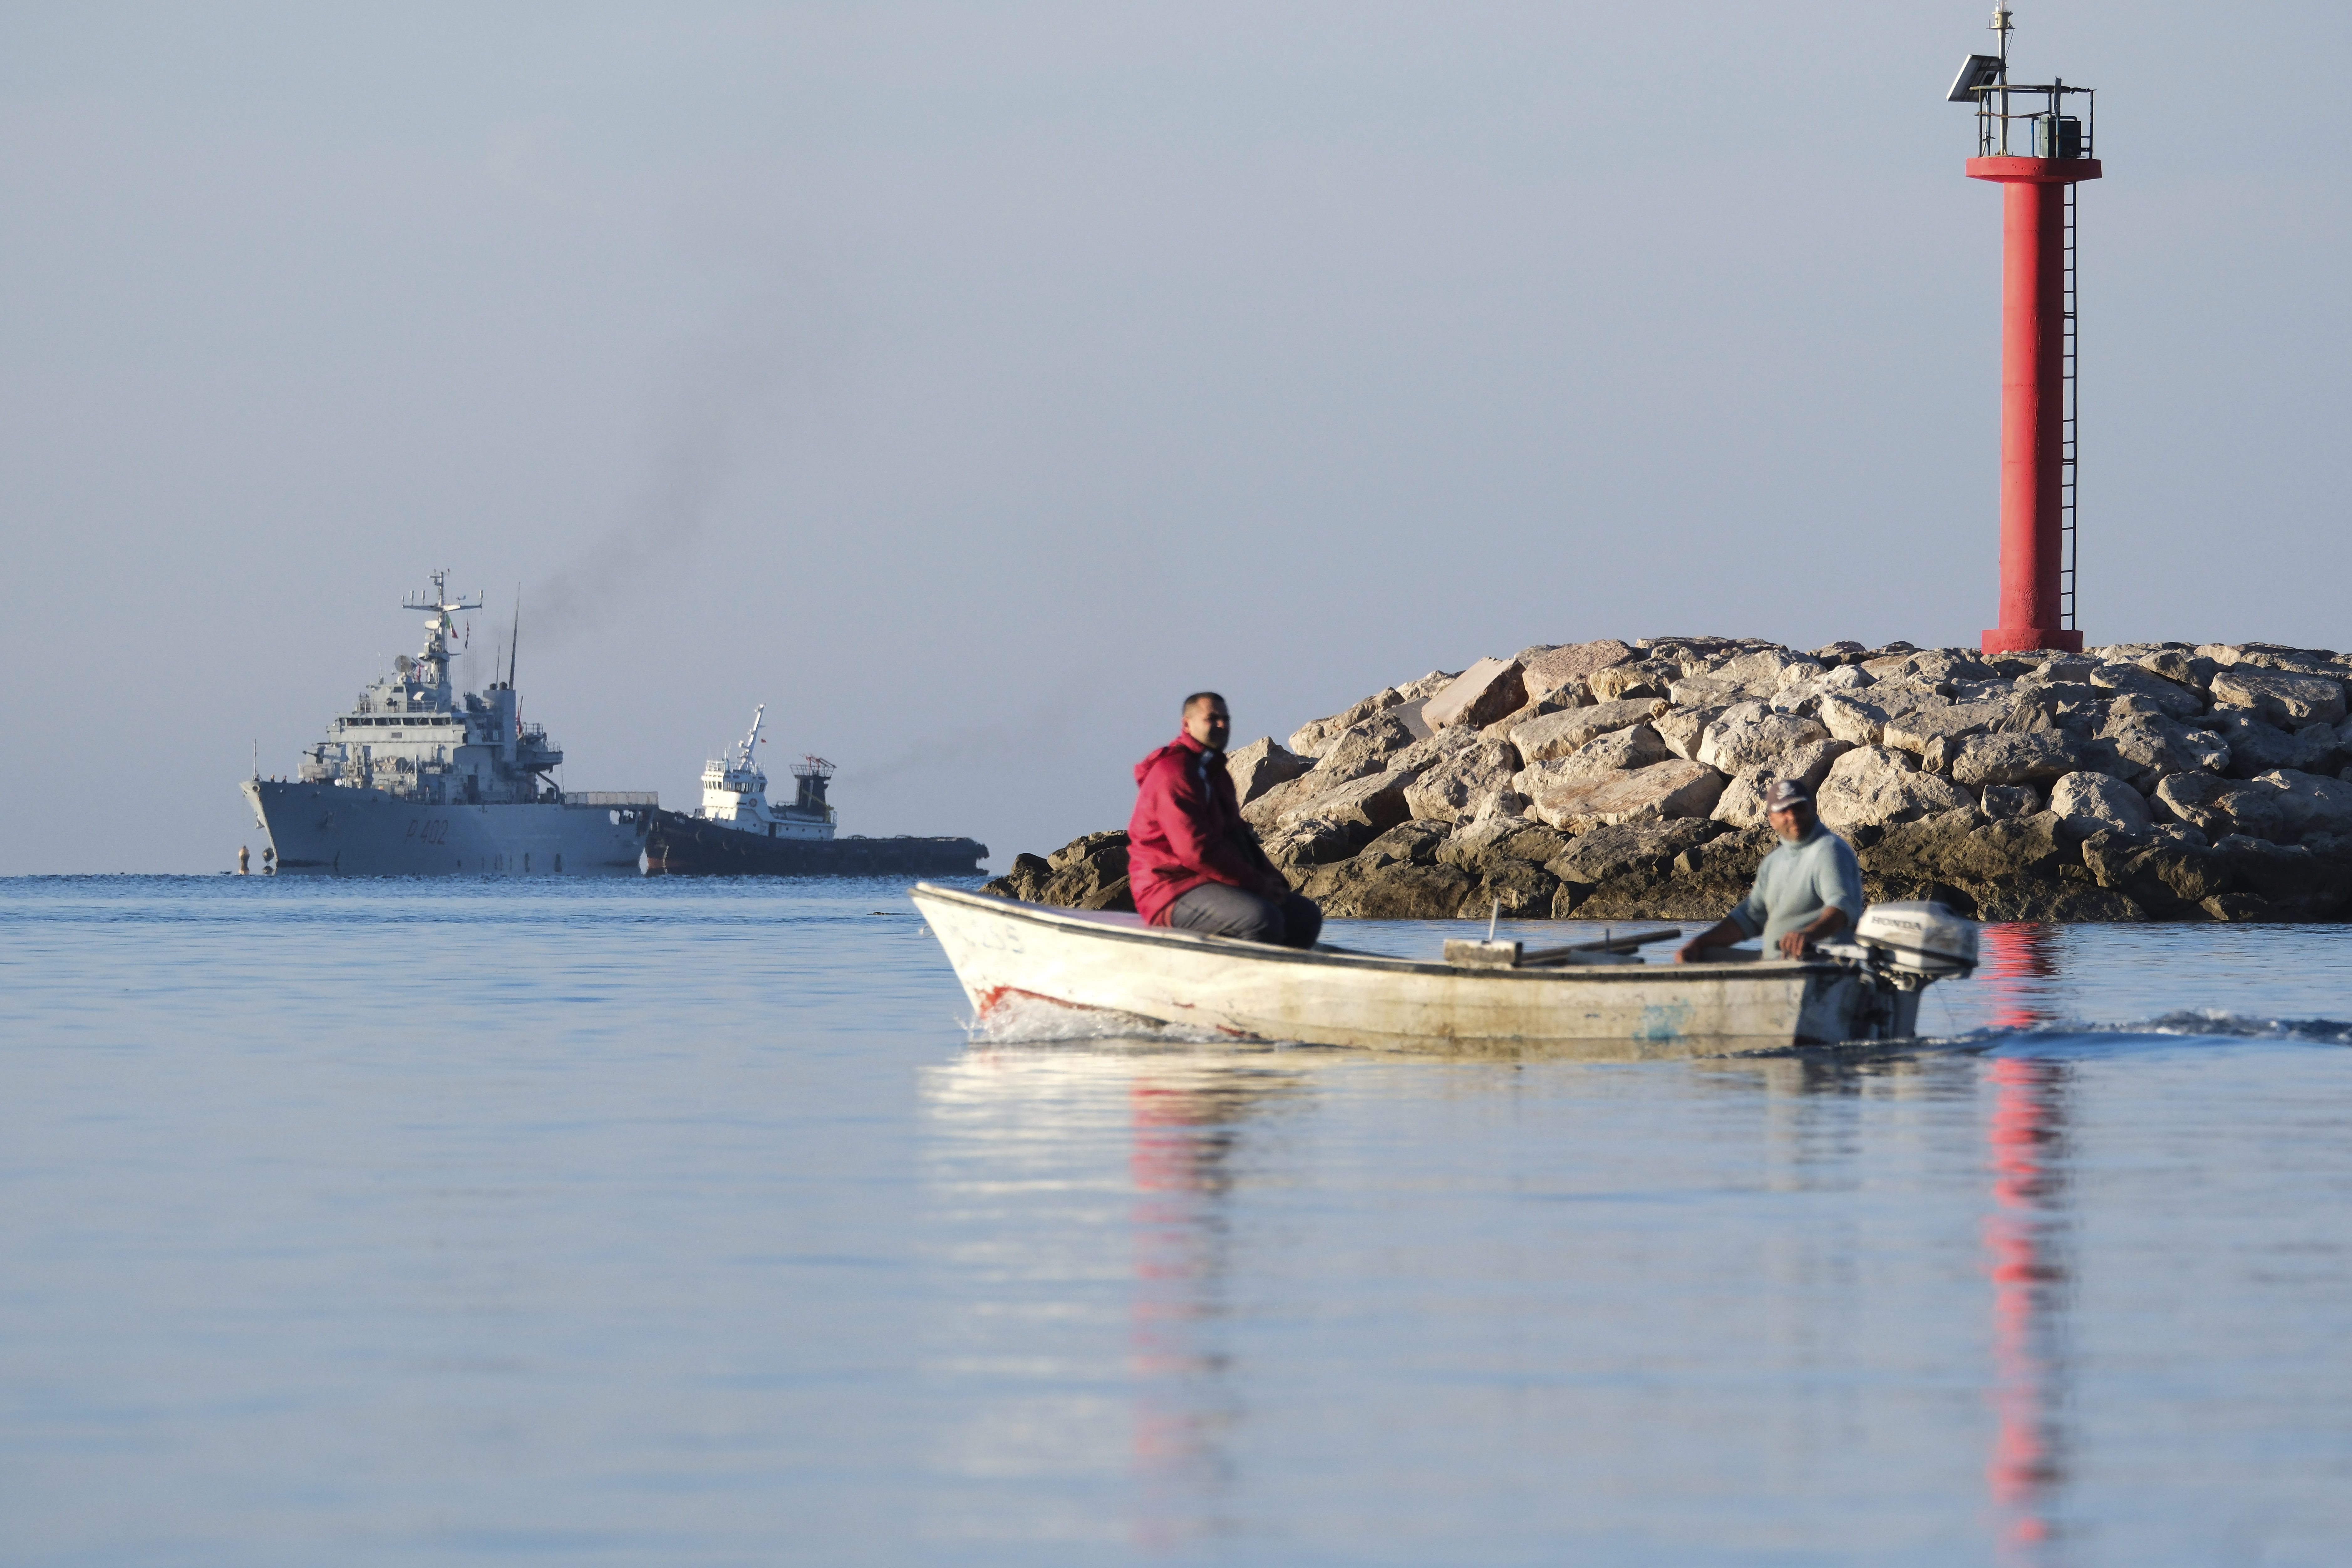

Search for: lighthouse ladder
xmin=2058 ymin=177 xmax=2079 ymax=633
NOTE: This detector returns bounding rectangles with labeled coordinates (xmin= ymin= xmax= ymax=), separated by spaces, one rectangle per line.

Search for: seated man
xmin=1676 ymin=778 xmax=1863 ymax=962
xmin=1127 ymin=692 xmax=1323 ymax=949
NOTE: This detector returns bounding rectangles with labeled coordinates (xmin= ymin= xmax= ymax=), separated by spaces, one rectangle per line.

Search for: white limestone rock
xmin=1510 ymin=698 xmax=1670 ymax=764
xmin=1709 ymin=740 xmax=1853 ymax=828
xmin=1423 ymin=657 xmax=1529 ymax=730
xmin=1694 ymin=702 xmax=1833 ymax=774
xmin=2255 ymin=768 xmax=2352 ymax=841
xmin=1402 ymin=737 xmax=1526 ymax=824
xmin=2046 ymin=771 xmax=2155 ymax=842
xmin=1528 ymin=758 xmax=1729 ymax=833
xmin=1814 ymin=746 xmax=1974 ymax=832
xmin=2089 ymin=662 xmax=2205 ymax=720
xmin=2210 ymin=668 xmax=2347 ymax=727
xmin=1226 ymin=737 xmax=1314 ymax=806
xmin=1949 ymin=732 xmax=2086 ymax=788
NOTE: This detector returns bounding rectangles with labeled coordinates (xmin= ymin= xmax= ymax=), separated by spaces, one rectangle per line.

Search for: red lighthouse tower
xmin=1951 ymin=11 xmax=2099 ymax=655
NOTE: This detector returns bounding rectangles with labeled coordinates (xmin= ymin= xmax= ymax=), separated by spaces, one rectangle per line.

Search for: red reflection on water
xmin=1124 ymin=1077 xmax=1246 ymax=1554
xmin=1981 ymin=922 xmax=2061 ymax=1031
xmin=1981 ymin=911 xmax=2072 ymax=1564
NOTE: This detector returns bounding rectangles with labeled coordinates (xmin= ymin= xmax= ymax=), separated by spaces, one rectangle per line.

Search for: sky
xmin=3 ymin=1 xmax=2348 ymax=875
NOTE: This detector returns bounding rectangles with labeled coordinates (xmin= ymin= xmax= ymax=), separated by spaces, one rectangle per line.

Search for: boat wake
xmin=1926 ymin=1009 xmax=2352 ymax=1052
xmin=962 ymin=990 xmax=1240 ymax=1047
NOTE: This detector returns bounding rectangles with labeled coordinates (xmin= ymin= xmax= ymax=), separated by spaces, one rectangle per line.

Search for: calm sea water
xmin=4 ymin=876 xmax=2350 ymax=1566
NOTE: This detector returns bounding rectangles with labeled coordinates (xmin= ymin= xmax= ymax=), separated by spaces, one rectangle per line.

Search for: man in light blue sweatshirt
xmin=1676 ymin=778 xmax=1864 ymax=962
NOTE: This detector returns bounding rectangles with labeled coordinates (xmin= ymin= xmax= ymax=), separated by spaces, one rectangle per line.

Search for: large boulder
xmin=1321 ymin=861 xmax=1475 ymax=919
xmin=1047 ymin=829 xmax=1128 ymax=873
xmin=1226 ymin=737 xmax=1314 ymax=805
xmin=1883 ymin=700 xmax=2015 ymax=762
xmin=1519 ymin=639 xmax=1634 ymax=702
xmin=2082 ymin=831 xmax=2231 ymax=914
xmin=1354 ymin=819 xmax=1454 ymax=869
xmin=1545 ymin=819 xmax=1721 ymax=895
xmin=1949 ymin=732 xmax=2085 ymax=788
xmin=1402 ymin=737 xmax=1526 ymax=824
xmin=1259 ymin=814 xmax=1374 ymax=877
xmin=1467 ymin=856 xmax=1564 ymax=918
xmin=1817 ymin=694 xmax=1891 ymax=747
xmin=2135 ymin=648 xmax=2219 ymax=690
xmin=1511 ymin=698 xmax=1670 ymax=763
xmin=1655 ymin=705 xmax=1725 ymax=760
xmin=1264 ymin=763 xmax=1423 ymax=834
xmin=1980 ymin=783 xmax=2041 ymax=819
xmin=2098 ymin=712 xmax=2231 ymax=788
xmin=1865 ymin=808 xmax=2066 ymax=884
xmin=1892 ymin=649 xmax=2001 ymax=686
xmin=1709 ymin=740 xmax=1852 ymax=828
xmin=2210 ymin=668 xmax=2347 ymax=727
xmin=1771 ymin=663 xmax=1874 ymax=717
xmin=1815 ymin=746 xmax=1974 ymax=831
xmin=2089 ymin=663 xmax=2205 ymax=720
xmin=1423 ymin=657 xmax=1528 ymax=730
xmin=2153 ymin=770 xmax=2285 ymax=842
xmin=2254 ymin=768 xmax=2352 ymax=842
xmin=2046 ymin=771 xmax=2155 ymax=842
xmin=1528 ymin=759 xmax=1728 ymax=832
xmin=2202 ymin=836 xmax=2349 ymax=921
xmin=1288 ymin=688 xmax=1406 ymax=757
xmin=1302 ymin=711 xmax=1419 ymax=784
xmin=980 ymin=852 xmax=1053 ymax=902
xmin=1667 ymin=673 xmax=1750 ymax=709
xmin=998 ymin=831 xmax=1135 ymax=911
xmin=1695 ymin=702 xmax=1833 ymax=774
xmin=1721 ymin=649 xmax=1820 ymax=694
xmin=1587 ymin=664 xmax=1670 ymax=702
xmin=2204 ymin=712 xmax=2339 ymax=780
xmin=1513 ymin=723 xmax=1672 ymax=798
xmin=1438 ymin=818 xmax=1573 ymax=876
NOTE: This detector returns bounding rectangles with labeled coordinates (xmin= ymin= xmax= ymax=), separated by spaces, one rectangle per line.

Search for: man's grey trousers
xmin=1165 ymin=882 xmax=1323 ymax=950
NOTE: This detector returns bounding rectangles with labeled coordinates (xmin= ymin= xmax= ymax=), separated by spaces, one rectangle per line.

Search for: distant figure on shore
xmin=1676 ymin=778 xmax=1862 ymax=962
xmin=1128 ymin=692 xmax=1323 ymax=949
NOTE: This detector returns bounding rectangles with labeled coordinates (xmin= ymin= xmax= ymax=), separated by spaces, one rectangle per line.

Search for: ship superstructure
xmin=240 ymin=572 xmax=655 ymax=875
xmin=695 ymin=706 xmax=837 ymax=841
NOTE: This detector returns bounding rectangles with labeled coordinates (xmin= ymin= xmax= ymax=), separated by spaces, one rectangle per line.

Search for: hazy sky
xmin=4 ymin=2 xmax=2347 ymax=874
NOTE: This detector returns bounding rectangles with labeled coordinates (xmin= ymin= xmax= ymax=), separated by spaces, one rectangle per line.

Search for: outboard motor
xmin=1854 ymin=902 xmax=1980 ymax=980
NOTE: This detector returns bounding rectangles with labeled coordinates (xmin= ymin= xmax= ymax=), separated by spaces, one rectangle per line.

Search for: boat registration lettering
xmin=404 ymin=819 xmax=452 ymax=845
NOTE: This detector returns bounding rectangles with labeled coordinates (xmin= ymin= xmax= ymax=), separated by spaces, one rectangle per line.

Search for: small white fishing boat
xmin=912 ymin=883 xmax=1979 ymax=1057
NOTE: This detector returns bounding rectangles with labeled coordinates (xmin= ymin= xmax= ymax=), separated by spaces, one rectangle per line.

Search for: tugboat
xmin=240 ymin=572 xmax=657 ymax=875
xmin=643 ymin=706 xmax=988 ymax=877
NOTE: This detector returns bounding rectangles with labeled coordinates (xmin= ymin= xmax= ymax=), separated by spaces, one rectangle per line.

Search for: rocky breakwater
xmin=984 ymin=636 xmax=2352 ymax=924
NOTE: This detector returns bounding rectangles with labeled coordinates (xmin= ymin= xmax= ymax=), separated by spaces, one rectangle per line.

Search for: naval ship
xmin=642 ymin=706 xmax=988 ymax=877
xmin=240 ymin=573 xmax=656 ymax=875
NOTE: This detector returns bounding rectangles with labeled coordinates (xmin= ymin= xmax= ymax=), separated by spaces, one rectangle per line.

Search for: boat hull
xmin=644 ymin=810 xmax=987 ymax=877
xmin=912 ymin=883 xmax=1923 ymax=1055
xmin=242 ymin=780 xmax=650 ymax=876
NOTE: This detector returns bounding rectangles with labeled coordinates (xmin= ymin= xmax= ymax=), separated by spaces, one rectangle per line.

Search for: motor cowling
xmin=1854 ymin=901 xmax=1980 ymax=978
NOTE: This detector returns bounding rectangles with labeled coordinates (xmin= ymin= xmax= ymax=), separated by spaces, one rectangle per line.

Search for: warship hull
xmin=643 ymin=809 xmax=985 ymax=878
xmin=243 ymin=780 xmax=651 ymax=876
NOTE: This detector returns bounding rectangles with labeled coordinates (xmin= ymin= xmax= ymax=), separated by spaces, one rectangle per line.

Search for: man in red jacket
xmin=1127 ymin=692 xmax=1323 ymax=949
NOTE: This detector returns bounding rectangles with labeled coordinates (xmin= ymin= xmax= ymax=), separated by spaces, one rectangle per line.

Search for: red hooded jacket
xmin=1126 ymin=733 xmax=1272 ymax=924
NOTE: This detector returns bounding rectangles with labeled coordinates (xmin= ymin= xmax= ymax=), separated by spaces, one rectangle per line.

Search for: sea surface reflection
xmin=4 ymin=880 xmax=2350 ymax=1564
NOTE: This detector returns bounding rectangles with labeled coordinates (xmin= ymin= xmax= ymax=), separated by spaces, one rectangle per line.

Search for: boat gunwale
xmin=910 ymin=882 xmax=1845 ymax=986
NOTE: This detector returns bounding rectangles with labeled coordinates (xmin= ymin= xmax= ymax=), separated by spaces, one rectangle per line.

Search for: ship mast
xmin=734 ymin=704 xmax=766 ymax=772
xmin=401 ymin=569 xmax=483 ymax=691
